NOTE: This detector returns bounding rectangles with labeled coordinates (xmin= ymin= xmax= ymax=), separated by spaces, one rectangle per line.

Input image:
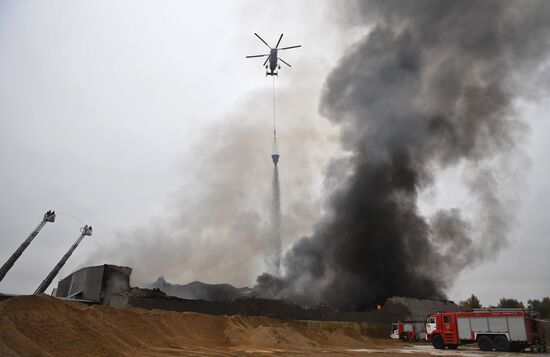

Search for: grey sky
xmin=0 ymin=1 xmax=548 ymax=307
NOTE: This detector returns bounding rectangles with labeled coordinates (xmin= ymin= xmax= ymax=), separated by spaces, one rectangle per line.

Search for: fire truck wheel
xmin=493 ymin=336 xmax=510 ymax=352
xmin=431 ymin=335 xmax=445 ymax=349
xmin=477 ymin=335 xmax=493 ymax=351
xmin=400 ymin=333 xmax=408 ymax=342
xmin=509 ymin=342 xmax=521 ymax=352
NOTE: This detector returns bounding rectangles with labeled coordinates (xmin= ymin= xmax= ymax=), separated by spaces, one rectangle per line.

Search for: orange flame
xmin=376 ymin=304 xmax=382 ymax=310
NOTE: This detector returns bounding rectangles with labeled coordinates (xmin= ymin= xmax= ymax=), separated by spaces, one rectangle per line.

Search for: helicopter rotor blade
xmin=279 ymin=57 xmax=291 ymax=67
xmin=263 ymin=55 xmax=271 ymax=66
xmin=279 ymin=45 xmax=301 ymax=51
xmin=254 ymin=33 xmax=272 ymax=49
xmin=275 ymin=34 xmax=284 ymax=49
xmin=246 ymin=54 xmax=270 ymax=58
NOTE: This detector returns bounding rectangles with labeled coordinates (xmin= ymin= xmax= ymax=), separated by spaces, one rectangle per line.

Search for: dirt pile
xmin=0 ymin=295 xmax=394 ymax=356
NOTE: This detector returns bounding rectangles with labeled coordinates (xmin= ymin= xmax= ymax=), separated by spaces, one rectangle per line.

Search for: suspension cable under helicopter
xmin=272 ymin=76 xmax=278 ymax=154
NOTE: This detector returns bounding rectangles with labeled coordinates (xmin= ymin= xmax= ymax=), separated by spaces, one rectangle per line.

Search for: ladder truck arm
xmin=0 ymin=211 xmax=56 ymax=283
xmin=34 ymin=225 xmax=92 ymax=295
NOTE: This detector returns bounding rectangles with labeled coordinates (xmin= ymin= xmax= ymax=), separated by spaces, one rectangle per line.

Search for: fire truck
xmin=425 ymin=309 xmax=547 ymax=352
xmin=390 ymin=321 xmax=426 ymax=342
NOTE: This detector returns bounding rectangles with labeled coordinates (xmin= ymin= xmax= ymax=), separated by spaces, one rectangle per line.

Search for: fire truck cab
xmin=391 ymin=321 xmax=426 ymax=342
xmin=426 ymin=310 xmax=546 ymax=352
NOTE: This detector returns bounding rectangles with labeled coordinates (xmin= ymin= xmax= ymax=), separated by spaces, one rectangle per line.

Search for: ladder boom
xmin=34 ymin=225 xmax=92 ymax=295
xmin=0 ymin=211 xmax=55 ymax=283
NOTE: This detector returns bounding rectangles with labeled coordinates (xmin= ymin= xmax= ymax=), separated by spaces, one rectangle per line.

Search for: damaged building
xmin=54 ymin=264 xmax=131 ymax=306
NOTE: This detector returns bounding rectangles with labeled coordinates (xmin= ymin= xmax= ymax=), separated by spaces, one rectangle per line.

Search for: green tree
xmin=528 ymin=297 xmax=550 ymax=318
xmin=497 ymin=298 xmax=524 ymax=308
xmin=459 ymin=294 xmax=481 ymax=309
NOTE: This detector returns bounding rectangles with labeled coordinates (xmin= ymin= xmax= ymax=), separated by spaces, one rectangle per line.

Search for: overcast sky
xmin=0 ymin=0 xmax=548 ymax=307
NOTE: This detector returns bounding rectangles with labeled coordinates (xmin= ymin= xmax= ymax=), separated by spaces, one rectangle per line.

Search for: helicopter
xmin=246 ymin=33 xmax=301 ymax=76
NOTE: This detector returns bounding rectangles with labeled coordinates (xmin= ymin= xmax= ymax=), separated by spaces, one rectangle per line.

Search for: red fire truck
xmin=426 ymin=309 xmax=547 ymax=352
xmin=390 ymin=321 xmax=426 ymax=342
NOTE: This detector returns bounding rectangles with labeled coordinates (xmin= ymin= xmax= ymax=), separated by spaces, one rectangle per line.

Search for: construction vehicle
xmin=390 ymin=321 xmax=426 ymax=342
xmin=0 ymin=210 xmax=56 ymax=284
xmin=426 ymin=309 xmax=547 ymax=352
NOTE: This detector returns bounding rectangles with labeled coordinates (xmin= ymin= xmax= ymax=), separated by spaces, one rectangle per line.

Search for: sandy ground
xmin=0 ymin=295 xmax=548 ymax=357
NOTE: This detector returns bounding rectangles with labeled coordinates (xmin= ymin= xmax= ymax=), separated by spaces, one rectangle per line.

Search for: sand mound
xmin=0 ymin=295 xmax=393 ymax=356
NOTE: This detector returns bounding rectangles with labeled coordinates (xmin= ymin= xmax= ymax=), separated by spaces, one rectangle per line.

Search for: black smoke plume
xmin=256 ymin=0 xmax=550 ymax=310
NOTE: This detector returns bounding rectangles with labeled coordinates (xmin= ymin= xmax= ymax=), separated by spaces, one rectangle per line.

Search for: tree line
xmin=458 ymin=295 xmax=550 ymax=319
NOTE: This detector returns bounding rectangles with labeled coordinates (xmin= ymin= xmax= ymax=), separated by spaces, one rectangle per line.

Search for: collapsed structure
xmin=54 ymin=264 xmax=132 ymax=306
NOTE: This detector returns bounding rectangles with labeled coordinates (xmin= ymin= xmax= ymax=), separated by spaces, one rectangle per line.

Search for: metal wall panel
xmin=457 ymin=318 xmax=471 ymax=339
xmin=488 ymin=317 xmax=507 ymax=332
xmin=470 ymin=317 xmax=488 ymax=332
xmin=508 ymin=317 xmax=527 ymax=340
xmin=56 ymin=275 xmax=72 ymax=297
xmin=67 ymin=268 xmax=88 ymax=296
xmin=83 ymin=266 xmax=104 ymax=301
xmin=68 ymin=265 xmax=104 ymax=302
xmin=55 ymin=265 xmax=105 ymax=302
